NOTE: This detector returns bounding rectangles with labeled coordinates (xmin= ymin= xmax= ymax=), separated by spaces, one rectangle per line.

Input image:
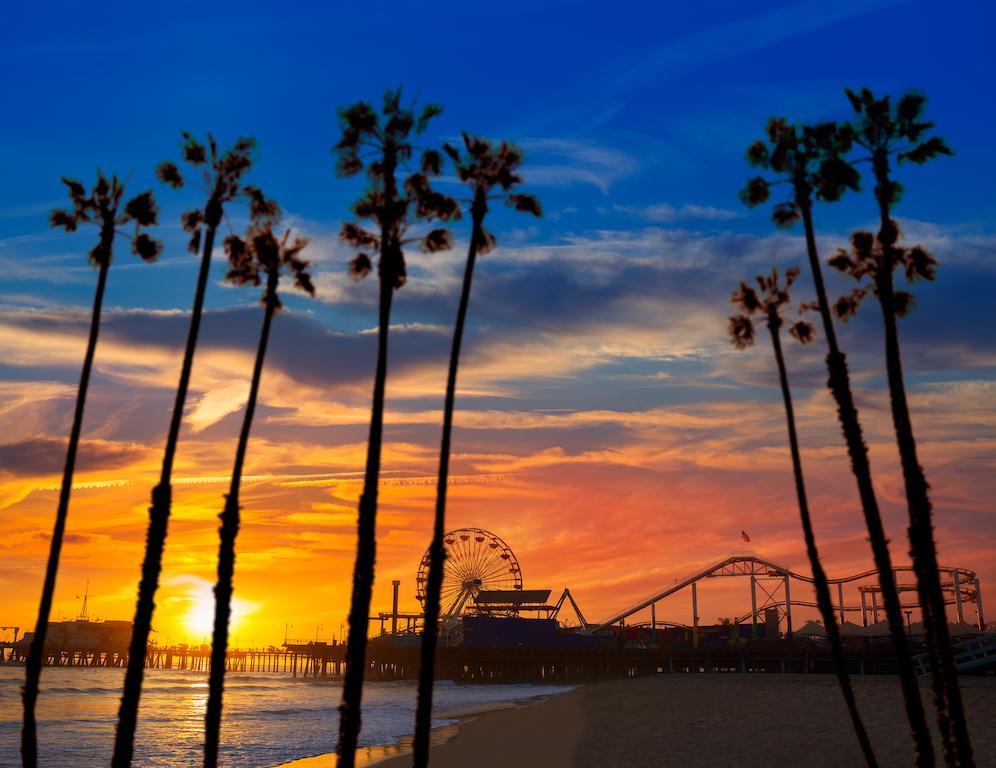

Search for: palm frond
xmin=348 ymin=253 xmax=372 ymax=281
xmin=49 ymin=209 xmax=77 ymax=232
xmin=789 ymin=321 xmax=816 ymax=344
xmin=121 ymin=192 xmax=159 ymax=227
xmin=728 ymin=315 xmax=755 ymax=349
xmin=133 ymin=234 xmax=162 ymax=262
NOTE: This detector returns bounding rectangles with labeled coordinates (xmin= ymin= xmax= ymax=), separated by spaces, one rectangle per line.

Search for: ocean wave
xmin=0 ymin=667 xmax=573 ymax=768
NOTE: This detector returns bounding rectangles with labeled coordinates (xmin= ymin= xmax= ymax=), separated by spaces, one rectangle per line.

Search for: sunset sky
xmin=2 ymin=0 xmax=994 ymax=646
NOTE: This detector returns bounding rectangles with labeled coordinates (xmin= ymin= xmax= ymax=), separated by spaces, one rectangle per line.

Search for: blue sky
xmin=1 ymin=0 xmax=994 ymax=636
xmin=3 ymin=0 xmax=994 ymax=325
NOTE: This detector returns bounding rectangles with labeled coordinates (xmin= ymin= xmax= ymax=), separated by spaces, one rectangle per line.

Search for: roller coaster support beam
xmin=651 ymin=602 xmax=657 ymax=645
xmin=861 ymin=591 xmax=867 ymax=627
xmin=838 ymin=582 xmax=845 ymax=625
xmin=975 ymin=578 xmax=985 ymax=630
xmin=953 ymin=570 xmax=963 ymax=624
xmin=750 ymin=572 xmax=758 ymax=640
xmin=872 ymin=591 xmax=879 ymax=624
xmin=783 ymin=575 xmax=792 ymax=639
xmin=692 ymin=582 xmax=699 ymax=649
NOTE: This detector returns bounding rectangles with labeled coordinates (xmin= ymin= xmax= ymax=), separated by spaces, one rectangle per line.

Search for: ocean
xmin=0 ymin=666 xmax=572 ymax=767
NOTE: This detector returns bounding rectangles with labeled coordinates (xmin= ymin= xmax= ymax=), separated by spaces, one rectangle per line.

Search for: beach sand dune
xmin=378 ymin=674 xmax=995 ymax=768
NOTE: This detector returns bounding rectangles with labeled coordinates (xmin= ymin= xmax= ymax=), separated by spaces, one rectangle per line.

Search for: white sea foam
xmin=0 ymin=666 xmax=572 ymax=767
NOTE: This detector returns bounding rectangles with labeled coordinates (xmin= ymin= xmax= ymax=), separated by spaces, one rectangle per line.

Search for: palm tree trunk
xmin=879 ymin=280 xmax=971 ymax=767
xmin=113 ymin=213 xmax=220 ymax=768
xmin=203 ymin=284 xmax=277 ymax=768
xmin=21 ymin=258 xmax=110 ymax=768
xmin=799 ymin=201 xmax=934 ymax=766
xmin=337 ymin=263 xmax=395 ymax=768
xmin=767 ymin=314 xmax=878 ymax=767
xmin=873 ymin=179 xmax=973 ymax=766
xmin=412 ymin=209 xmax=484 ymax=767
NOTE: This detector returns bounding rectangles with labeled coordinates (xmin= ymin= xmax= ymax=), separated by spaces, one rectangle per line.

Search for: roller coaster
xmin=591 ymin=554 xmax=984 ymax=638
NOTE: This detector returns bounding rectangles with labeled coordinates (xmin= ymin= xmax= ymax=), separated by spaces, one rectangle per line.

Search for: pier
xmin=2 ymin=634 xmax=967 ymax=682
xmin=0 ymin=637 xmax=348 ymax=676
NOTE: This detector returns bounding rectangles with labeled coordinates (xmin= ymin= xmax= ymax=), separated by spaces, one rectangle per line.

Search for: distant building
xmin=18 ymin=618 xmax=133 ymax=655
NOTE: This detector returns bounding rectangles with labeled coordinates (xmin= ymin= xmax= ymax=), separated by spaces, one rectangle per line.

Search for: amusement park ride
xmin=374 ymin=527 xmax=986 ymax=643
xmin=592 ymin=555 xmax=985 ymax=641
xmin=375 ymin=527 xmax=588 ymax=637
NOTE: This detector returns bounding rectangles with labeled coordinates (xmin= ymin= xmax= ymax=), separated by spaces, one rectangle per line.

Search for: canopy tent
xmin=795 ymin=620 xmax=826 ymax=638
xmin=838 ymin=621 xmax=865 ymax=637
xmin=861 ymin=620 xmax=892 ymax=637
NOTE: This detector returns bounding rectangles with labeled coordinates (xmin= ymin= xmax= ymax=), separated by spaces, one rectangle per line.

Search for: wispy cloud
xmin=615 ymin=0 xmax=909 ymax=89
xmin=613 ymin=202 xmax=742 ymax=223
xmin=519 ymin=138 xmax=637 ymax=194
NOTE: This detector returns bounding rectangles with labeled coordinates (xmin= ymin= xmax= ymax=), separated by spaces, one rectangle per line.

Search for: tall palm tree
xmin=333 ymin=89 xmax=458 ymax=768
xmin=113 ymin=134 xmax=278 ymax=768
xmin=742 ymin=118 xmax=934 ymax=766
xmin=836 ymin=87 xmax=971 ymax=768
xmin=729 ymin=267 xmax=878 ymax=768
xmin=412 ymin=134 xmax=541 ymax=767
xmin=21 ymin=174 xmax=160 ymax=768
xmin=203 ymin=224 xmax=314 ymax=768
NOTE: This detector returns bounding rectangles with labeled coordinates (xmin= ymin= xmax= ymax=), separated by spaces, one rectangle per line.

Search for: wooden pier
xmin=0 ymin=640 xmax=348 ymax=677
xmin=0 ymin=635 xmax=928 ymax=684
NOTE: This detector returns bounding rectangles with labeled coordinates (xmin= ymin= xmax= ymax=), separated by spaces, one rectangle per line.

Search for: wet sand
xmin=380 ymin=674 xmax=995 ymax=768
xmin=281 ymin=674 xmax=996 ymax=767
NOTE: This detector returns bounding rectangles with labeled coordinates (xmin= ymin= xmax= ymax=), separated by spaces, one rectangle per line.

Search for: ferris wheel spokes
xmin=416 ymin=527 xmax=523 ymax=621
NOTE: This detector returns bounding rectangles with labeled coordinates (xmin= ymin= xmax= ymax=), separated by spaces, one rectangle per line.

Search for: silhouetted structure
xmin=730 ymin=267 xmax=877 ymax=766
xmin=114 ymin=134 xmax=277 ymax=768
xmin=741 ymin=117 xmax=934 ymax=766
xmin=22 ymin=174 xmax=160 ymax=768
xmin=833 ymin=87 xmax=972 ymax=766
xmin=413 ymin=134 xmax=541 ymax=768
xmin=332 ymin=89 xmax=458 ymax=768
xmin=204 ymin=224 xmax=314 ymax=768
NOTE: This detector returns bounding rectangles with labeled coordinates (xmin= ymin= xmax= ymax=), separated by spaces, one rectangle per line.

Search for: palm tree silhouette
xmin=203 ymin=223 xmax=314 ymax=768
xmin=113 ymin=134 xmax=278 ymax=768
xmin=412 ymin=134 xmax=540 ymax=767
xmin=21 ymin=174 xmax=160 ymax=768
xmin=742 ymin=118 xmax=934 ymax=766
xmin=729 ymin=267 xmax=878 ymax=768
xmin=333 ymin=89 xmax=458 ymax=768
xmin=836 ymin=87 xmax=971 ymax=767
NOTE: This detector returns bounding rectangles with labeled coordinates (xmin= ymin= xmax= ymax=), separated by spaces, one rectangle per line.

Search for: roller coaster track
xmin=591 ymin=554 xmax=982 ymax=633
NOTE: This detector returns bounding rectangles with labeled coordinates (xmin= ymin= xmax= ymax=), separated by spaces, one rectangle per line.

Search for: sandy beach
xmin=284 ymin=674 xmax=996 ymax=768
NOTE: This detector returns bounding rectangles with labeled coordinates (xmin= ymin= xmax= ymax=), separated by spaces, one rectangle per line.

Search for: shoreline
xmin=274 ymin=690 xmax=571 ymax=768
xmin=279 ymin=674 xmax=996 ymax=768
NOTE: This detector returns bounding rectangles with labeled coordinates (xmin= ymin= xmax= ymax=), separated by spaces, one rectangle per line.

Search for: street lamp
xmin=284 ymin=623 xmax=292 ymax=645
xmin=904 ymin=610 xmax=913 ymax=641
xmin=339 ymin=623 xmax=344 ymax=644
xmin=315 ymin=624 xmax=323 ymax=643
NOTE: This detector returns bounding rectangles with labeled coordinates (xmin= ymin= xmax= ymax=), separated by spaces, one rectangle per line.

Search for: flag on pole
xmin=741 ymin=529 xmax=751 ymax=543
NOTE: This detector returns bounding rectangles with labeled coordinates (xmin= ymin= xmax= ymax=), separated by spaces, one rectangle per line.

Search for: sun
xmin=186 ymin=591 xmax=217 ymax=639
xmin=182 ymin=580 xmax=257 ymax=643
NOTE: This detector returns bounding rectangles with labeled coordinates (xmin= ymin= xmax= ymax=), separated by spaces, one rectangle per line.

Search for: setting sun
xmin=180 ymin=579 xmax=257 ymax=643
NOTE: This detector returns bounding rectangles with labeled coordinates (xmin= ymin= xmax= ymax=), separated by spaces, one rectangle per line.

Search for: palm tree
xmin=113 ymin=134 xmax=278 ymax=768
xmin=21 ymin=174 xmax=160 ymax=768
xmin=203 ymin=224 xmax=314 ymax=768
xmin=836 ymin=87 xmax=971 ymax=768
xmin=333 ymin=89 xmax=458 ymax=768
xmin=412 ymin=134 xmax=541 ymax=767
xmin=729 ymin=267 xmax=878 ymax=768
xmin=742 ymin=119 xmax=935 ymax=766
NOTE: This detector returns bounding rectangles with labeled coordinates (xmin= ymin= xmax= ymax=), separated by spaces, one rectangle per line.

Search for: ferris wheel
xmin=416 ymin=528 xmax=523 ymax=620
